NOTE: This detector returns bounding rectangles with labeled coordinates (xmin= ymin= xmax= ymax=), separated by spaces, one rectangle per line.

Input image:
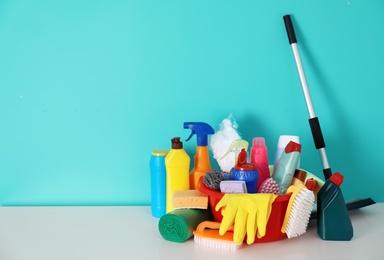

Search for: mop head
xmin=209 ymin=114 xmax=241 ymax=173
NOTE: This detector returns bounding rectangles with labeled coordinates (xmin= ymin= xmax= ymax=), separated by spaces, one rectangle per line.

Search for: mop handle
xmin=283 ymin=14 xmax=332 ymax=180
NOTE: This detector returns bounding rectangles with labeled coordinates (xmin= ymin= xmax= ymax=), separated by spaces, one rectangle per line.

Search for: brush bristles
xmin=194 ymin=235 xmax=241 ymax=251
xmin=285 ymin=188 xmax=315 ymax=239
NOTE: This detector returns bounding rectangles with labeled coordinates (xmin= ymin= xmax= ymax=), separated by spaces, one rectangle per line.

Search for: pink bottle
xmin=250 ymin=137 xmax=270 ymax=192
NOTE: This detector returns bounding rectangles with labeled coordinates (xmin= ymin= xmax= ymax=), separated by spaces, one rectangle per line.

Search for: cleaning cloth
xmin=158 ymin=208 xmax=213 ymax=243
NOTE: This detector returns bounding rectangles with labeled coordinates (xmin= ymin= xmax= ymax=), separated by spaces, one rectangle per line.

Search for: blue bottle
xmin=231 ymin=148 xmax=259 ymax=193
xmin=150 ymin=149 xmax=168 ymax=218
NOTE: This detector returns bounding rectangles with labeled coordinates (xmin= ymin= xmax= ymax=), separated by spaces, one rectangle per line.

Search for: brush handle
xmin=283 ymin=15 xmax=297 ymax=44
xmin=283 ymin=14 xmax=332 ymax=180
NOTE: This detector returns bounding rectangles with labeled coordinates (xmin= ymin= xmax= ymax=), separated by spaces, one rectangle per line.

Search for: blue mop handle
xmin=283 ymin=14 xmax=332 ymax=180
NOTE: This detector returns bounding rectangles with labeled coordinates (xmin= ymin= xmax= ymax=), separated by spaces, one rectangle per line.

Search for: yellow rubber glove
xmin=215 ymin=193 xmax=277 ymax=245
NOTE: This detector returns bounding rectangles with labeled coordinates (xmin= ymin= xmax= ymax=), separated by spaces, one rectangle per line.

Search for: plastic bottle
xmin=149 ymin=149 xmax=168 ymax=218
xmin=231 ymin=148 xmax=259 ymax=193
xmin=165 ymin=137 xmax=190 ymax=213
xmin=250 ymin=137 xmax=270 ymax=192
xmin=272 ymin=140 xmax=301 ymax=194
xmin=273 ymin=135 xmax=300 ymax=169
xmin=317 ymin=172 xmax=353 ymax=240
xmin=183 ymin=122 xmax=215 ymax=190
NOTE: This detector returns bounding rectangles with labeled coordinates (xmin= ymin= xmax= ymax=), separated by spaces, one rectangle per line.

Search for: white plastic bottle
xmin=273 ymin=135 xmax=300 ymax=169
xmin=272 ymin=141 xmax=301 ymax=194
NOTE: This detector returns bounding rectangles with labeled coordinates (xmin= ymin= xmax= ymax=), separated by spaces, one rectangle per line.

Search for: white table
xmin=0 ymin=204 xmax=382 ymax=260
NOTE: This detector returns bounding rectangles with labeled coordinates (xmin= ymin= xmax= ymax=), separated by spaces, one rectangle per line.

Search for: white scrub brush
xmin=281 ymin=183 xmax=315 ymax=239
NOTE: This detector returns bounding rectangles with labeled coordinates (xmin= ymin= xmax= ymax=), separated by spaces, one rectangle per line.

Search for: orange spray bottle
xmin=184 ymin=122 xmax=215 ymax=189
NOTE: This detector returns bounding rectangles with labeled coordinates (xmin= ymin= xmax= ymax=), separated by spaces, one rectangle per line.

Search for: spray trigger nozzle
xmin=185 ymin=131 xmax=195 ymax=142
xmin=183 ymin=122 xmax=214 ymax=146
xmin=220 ymin=139 xmax=249 ymax=165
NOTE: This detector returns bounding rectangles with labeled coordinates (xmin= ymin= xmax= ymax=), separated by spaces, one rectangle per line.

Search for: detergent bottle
xmin=317 ymin=172 xmax=353 ymax=240
xmin=165 ymin=137 xmax=190 ymax=213
xmin=231 ymin=148 xmax=259 ymax=193
xmin=272 ymin=140 xmax=301 ymax=194
xmin=149 ymin=149 xmax=168 ymax=218
xmin=250 ymin=137 xmax=270 ymax=192
xmin=183 ymin=122 xmax=215 ymax=189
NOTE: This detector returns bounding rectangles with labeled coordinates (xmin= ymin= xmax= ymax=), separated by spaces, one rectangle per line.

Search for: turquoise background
xmin=1 ymin=0 xmax=383 ymax=205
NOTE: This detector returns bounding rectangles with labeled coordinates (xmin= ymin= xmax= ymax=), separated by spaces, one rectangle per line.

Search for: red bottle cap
xmin=329 ymin=172 xmax=344 ymax=186
xmin=236 ymin=148 xmax=248 ymax=168
xmin=305 ymin=178 xmax=318 ymax=191
xmin=285 ymin=141 xmax=301 ymax=153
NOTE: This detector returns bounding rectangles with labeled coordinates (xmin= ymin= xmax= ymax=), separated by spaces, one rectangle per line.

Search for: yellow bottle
xmin=165 ymin=137 xmax=190 ymax=213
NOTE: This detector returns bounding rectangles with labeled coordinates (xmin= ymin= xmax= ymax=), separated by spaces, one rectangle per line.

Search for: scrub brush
xmin=193 ymin=221 xmax=241 ymax=251
xmin=281 ymin=183 xmax=315 ymax=239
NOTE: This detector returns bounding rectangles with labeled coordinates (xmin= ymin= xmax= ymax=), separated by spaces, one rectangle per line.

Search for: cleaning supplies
xmin=215 ymin=193 xmax=278 ymax=245
xmin=165 ymin=137 xmax=190 ymax=213
xmin=283 ymin=14 xmax=355 ymax=240
xmin=230 ymin=148 xmax=258 ymax=193
xmin=149 ymin=149 xmax=168 ymax=218
xmin=219 ymin=180 xmax=247 ymax=193
xmin=281 ymin=183 xmax=315 ymax=239
xmin=184 ymin=122 xmax=215 ymax=190
xmin=273 ymin=135 xmax=300 ymax=170
xmin=272 ymin=141 xmax=301 ymax=194
xmin=158 ymin=208 xmax=213 ymax=243
xmin=173 ymin=190 xmax=208 ymax=209
xmin=250 ymin=137 xmax=270 ymax=192
xmin=220 ymin=139 xmax=249 ymax=166
xmin=203 ymin=170 xmax=227 ymax=191
xmin=258 ymin=177 xmax=280 ymax=194
xmin=290 ymin=169 xmax=307 ymax=186
xmin=209 ymin=115 xmax=242 ymax=173
xmin=316 ymin=172 xmax=353 ymax=240
xmin=193 ymin=221 xmax=241 ymax=251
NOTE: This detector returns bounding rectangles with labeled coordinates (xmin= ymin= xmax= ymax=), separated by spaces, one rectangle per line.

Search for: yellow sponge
xmin=173 ymin=189 xmax=208 ymax=209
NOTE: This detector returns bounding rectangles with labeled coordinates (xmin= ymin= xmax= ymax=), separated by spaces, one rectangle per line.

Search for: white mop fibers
xmin=209 ymin=115 xmax=241 ymax=173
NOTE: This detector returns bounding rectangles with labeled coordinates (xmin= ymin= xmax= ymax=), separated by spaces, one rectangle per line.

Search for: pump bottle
xmin=183 ymin=122 xmax=215 ymax=189
xmin=165 ymin=137 xmax=190 ymax=213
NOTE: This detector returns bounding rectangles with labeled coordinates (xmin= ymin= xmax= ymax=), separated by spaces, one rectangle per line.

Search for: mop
xmin=282 ymin=14 xmax=374 ymax=240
